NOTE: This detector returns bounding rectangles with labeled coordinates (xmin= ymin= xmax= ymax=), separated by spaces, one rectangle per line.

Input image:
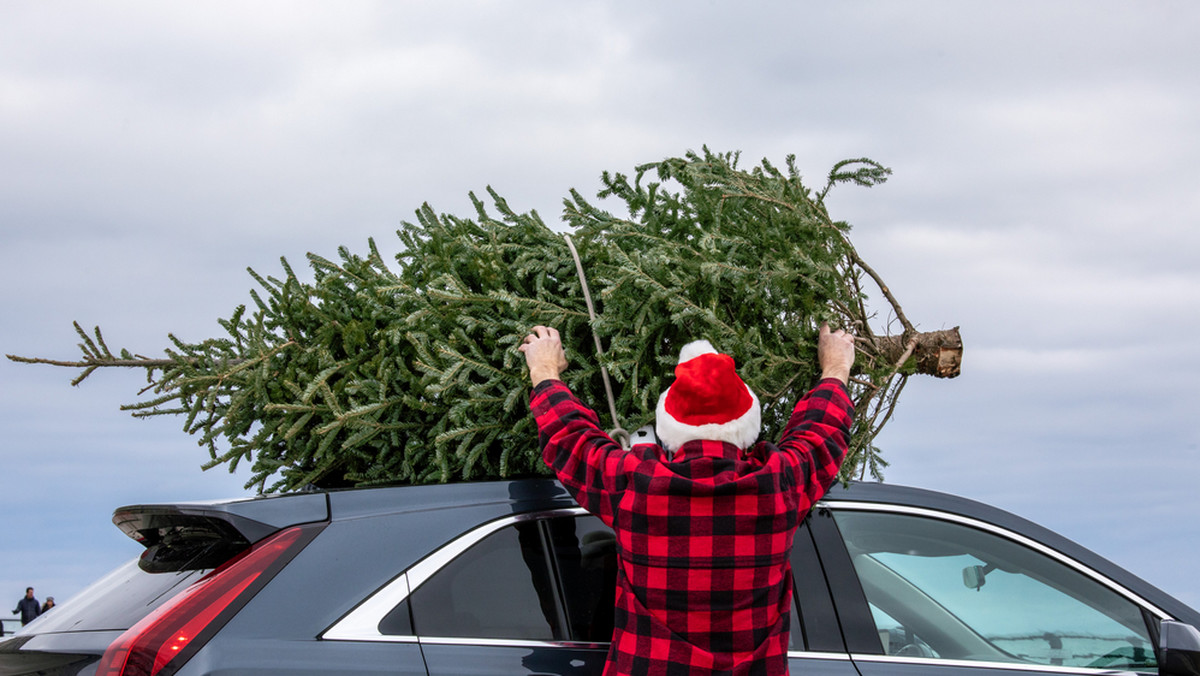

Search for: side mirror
xmin=1161 ymin=620 xmax=1200 ymax=676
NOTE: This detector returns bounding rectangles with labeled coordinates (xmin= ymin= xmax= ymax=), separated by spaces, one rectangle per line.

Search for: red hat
xmin=655 ymin=340 xmax=761 ymax=452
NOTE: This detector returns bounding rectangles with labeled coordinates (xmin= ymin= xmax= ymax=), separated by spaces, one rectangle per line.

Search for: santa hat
xmin=655 ymin=340 xmax=761 ymax=452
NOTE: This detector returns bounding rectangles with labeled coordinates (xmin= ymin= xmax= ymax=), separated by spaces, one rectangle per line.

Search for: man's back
xmin=531 ymin=378 xmax=852 ymax=675
xmin=519 ymin=324 xmax=857 ymax=675
xmin=609 ymin=438 xmax=812 ymax=674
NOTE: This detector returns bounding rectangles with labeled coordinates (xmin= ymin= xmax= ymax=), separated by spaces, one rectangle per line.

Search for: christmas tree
xmin=9 ymin=149 xmax=961 ymax=492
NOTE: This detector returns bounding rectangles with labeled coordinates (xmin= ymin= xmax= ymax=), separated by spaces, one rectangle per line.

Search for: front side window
xmin=832 ymin=510 xmax=1157 ymax=672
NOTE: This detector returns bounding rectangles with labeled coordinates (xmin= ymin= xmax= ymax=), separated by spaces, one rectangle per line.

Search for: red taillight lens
xmin=96 ymin=524 xmax=319 ymax=676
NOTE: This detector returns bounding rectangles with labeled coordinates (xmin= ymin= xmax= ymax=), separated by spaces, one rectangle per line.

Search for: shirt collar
xmin=670 ymin=439 xmax=744 ymax=462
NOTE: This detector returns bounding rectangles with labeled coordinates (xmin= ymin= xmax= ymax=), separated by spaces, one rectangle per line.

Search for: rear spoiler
xmin=112 ymin=493 xmax=328 ymax=573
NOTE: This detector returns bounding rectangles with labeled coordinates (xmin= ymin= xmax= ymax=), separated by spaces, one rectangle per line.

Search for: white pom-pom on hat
xmin=676 ymin=339 xmax=717 ymax=363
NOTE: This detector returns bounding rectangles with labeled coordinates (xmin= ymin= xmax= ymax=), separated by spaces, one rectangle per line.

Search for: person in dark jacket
xmin=12 ymin=588 xmax=40 ymax=625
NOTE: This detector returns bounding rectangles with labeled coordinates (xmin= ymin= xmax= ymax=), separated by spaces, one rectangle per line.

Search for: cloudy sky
xmin=2 ymin=1 xmax=1199 ymax=617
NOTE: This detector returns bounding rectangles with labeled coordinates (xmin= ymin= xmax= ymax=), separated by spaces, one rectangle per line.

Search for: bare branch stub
xmin=5 ymin=355 xmax=178 ymax=369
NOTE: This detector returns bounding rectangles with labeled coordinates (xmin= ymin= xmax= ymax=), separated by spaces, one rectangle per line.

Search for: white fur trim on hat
xmin=654 ymin=340 xmax=761 ymax=452
xmin=656 ymin=387 xmax=761 ymax=452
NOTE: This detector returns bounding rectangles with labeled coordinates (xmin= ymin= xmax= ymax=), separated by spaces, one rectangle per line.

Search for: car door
xmin=322 ymin=508 xmax=606 ymax=675
xmin=413 ymin=511 xmax=610 ymax=675
xmin=809 ymin=503 xmax=1164 ymax=676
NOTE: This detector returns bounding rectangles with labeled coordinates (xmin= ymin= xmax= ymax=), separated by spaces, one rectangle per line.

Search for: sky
xmin=2 ymin=1 xmax=1199 ymax=619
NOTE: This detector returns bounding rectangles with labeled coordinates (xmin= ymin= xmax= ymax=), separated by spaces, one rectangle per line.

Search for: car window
xmin=408 ymin=520 xmax=562 ymax=640
xmin=18 ymin=559 xmax=206 ymax=634
xmin=832 ymin=510 xmax=1157 ymax=673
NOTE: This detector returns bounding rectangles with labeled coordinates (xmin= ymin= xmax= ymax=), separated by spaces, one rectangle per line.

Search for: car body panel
xmin=178 ymin=637 xmax=427 ymax=676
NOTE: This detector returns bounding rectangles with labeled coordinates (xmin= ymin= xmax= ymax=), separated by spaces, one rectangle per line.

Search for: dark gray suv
xmin=3 ymin=480 xmax=1200 ymax=676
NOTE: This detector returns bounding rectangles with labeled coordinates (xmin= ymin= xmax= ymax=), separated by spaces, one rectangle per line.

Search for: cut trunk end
xmin=876 ymin=327 xmax=962 ymax=378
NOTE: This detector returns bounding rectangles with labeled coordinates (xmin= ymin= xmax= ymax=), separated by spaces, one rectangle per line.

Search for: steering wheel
xmin=895 ymin=642 xmax=937 ymax=658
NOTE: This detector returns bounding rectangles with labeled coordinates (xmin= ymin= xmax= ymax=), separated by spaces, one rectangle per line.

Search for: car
xmin=2 ymin=479 xmax=1200 ymax=676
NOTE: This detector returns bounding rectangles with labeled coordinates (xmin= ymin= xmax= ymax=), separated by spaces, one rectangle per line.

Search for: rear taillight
xmin=96 ymin=523 xmax=321 ymax=676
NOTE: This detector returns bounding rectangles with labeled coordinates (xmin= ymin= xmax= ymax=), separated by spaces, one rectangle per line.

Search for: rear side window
xmin=408 ymin=520 xmax=561 ymax=640
xmin=22 ymin=560 xmax=204 ymax=634
xmin=404 ymin=515 xmax=615 ymax=643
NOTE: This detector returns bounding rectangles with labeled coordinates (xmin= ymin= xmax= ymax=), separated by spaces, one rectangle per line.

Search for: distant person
xmin=12 ymin=587 xmax=40 ymax=625
xmin=40 ymin=596 xmax=55 ymax=613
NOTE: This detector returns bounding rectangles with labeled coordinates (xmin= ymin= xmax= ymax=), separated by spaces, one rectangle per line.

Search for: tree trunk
xmin=875 ymin=327 xmax=962 ymax=378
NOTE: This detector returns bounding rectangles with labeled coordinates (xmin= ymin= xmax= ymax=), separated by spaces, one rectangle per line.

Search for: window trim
xmin=826 ymin=501 xmax=1169 ymax=673
xmin=322 ymin=508 xmax=584 ymax=643
xmin=791 ymin=516 xmax=847 ymax=653
xmin=847 ymin=654 xmax=1151 ymax=675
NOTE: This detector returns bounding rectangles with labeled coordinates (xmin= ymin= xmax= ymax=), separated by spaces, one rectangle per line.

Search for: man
xmin=12 ymin=587 xmax=40 ymax=626
xmin=520 ymin=324 xmax=855 ymax=676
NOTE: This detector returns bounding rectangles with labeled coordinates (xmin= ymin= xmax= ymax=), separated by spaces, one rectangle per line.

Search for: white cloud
xmin=970 ymin=346 xmax=1121 ymax=375
xmin=3 ymin=0 xmax=1200 ymax=614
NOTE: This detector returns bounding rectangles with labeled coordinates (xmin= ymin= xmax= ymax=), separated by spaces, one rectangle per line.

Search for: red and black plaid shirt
xmin=530 ymin=378 xmax=853 ymax=676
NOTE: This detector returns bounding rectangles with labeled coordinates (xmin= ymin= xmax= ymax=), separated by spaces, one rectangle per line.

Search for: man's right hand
xmin=519 ymin=325 xmax=569 ymax=386
xmin=818 ymin=323 xmax=855 ymax=385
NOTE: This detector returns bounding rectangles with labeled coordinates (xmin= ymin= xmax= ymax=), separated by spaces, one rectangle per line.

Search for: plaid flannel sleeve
xmin=529 ymin=379 xmax=630 ymax=523
xmin=776 ymin=378 xmax=855 ymax=503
